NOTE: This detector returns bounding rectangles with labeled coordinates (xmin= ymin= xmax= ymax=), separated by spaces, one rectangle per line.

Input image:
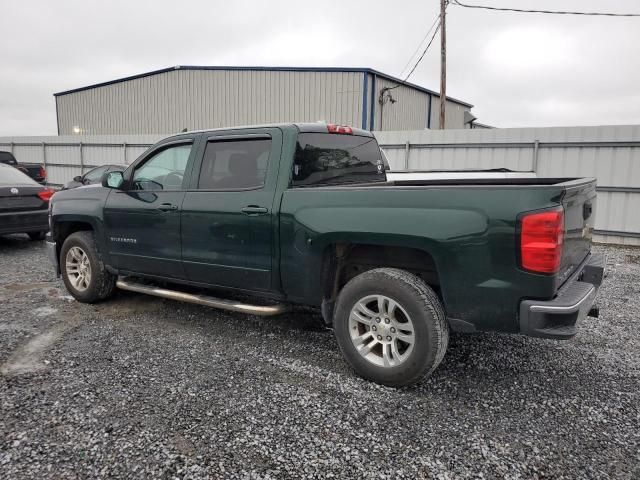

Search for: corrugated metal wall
xmin=56 ymin=68 xmax=473 ymax=135
xmin=0 ymin=135 xmax=161 ymax=185
xmin=375 ymin=125 xmax=640 ymax=245
xmin=362 ymin=73 xmax=472 ymax=131
xmin=3 ymin=125 xmax=637 ymax=245
xmin=428 ymin=96 xmax=470 ymax=130
xmin=368 ymin=75 xmax=431 ymax=131
xmin=56 ymin=70 xmax=366 ymax=135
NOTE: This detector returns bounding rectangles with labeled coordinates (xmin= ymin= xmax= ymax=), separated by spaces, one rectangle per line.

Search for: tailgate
xmin=558 ymin=179 xmax=597 ymax=285
xmin=19 ymin=164 xmax=45 ymax=183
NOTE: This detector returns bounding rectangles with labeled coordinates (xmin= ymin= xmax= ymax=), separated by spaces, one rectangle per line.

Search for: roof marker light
xmin=327 ymin=124 xmax=353 ymax=135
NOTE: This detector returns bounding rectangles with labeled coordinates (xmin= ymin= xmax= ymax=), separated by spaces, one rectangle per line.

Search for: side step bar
xmin=116 ymin=277 xmax=289 ymax=316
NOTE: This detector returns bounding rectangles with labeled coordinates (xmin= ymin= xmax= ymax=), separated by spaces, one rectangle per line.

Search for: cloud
xmin=0 ymin=0 xmax=639 ymax=134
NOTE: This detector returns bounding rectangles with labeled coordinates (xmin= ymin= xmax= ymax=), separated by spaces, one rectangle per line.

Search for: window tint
xmin=83 ymin=166 xmax=108 ymax=183
xmin=0 ymin=152 xmax=17 ymax=165
xmin=292 ymin=133 xmax=386 ymax=187
xmin=197 ymin=139 xmax=271 ymax=190
xmin=133 ymin=144 xmax=192 ymax=191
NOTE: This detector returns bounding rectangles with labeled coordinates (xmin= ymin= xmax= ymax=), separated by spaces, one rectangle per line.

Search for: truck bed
xmin=389 ymin=177 xmax=582 ymax=187
xmin=280 ymin=176 xmax=597 ymax=333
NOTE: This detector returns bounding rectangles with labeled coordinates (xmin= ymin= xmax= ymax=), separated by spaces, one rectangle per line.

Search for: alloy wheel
xmin=65 ymin=246 xmax=92 ymax=292
xmin=348 ymin=294 xmax=416 ymax=368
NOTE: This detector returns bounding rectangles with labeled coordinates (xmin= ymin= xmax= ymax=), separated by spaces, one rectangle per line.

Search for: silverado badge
xmin=110 ymin=236 xmax=137 ymax=244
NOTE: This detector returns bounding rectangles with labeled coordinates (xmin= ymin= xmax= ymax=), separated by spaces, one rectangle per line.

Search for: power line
xmin=399 ymin=13 xmax=442 ymax=79
xmin=384 ymin=18 xmax=441 ymax=93
xmin=379 ymin=12 xmax=443 ymax=130
xmin=451 ymin=0 xmax=640 ymax=17
xmin=403 ymin=21 xmax=442 ymax=83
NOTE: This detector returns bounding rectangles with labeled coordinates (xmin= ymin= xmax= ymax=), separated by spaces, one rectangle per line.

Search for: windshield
xmin=0 ymin=164 xmax=37 ymax=186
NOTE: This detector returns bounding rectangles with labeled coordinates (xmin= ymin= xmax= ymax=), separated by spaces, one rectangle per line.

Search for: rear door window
xmin=292 ymin=133 xmax=386 ymax=187
xmin=197 ymin=138 xmax=271 ymax=190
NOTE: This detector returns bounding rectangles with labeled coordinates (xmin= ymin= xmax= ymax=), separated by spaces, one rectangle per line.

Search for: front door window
xmin=133 ymin=144 xmax=192 ymax=191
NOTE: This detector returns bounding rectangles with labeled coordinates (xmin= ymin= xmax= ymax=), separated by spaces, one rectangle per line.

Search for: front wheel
xmin=60 ymin=231 xmax=116 ymax=303
xmin=334 ymin=268 xmax=449 ymax=387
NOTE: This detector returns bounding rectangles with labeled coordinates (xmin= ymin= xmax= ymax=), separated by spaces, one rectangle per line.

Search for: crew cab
xmin=46 ymin=123 xmax=604 ymax=386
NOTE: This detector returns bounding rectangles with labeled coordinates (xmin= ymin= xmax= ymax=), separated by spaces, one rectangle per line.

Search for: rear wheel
xmin=334 ymin=268 xmax=449 ymax=387
xmin=60 ymin=231 xmax=116 ymax=303
xmin=28 ymin=231 xmax=47 ymax=241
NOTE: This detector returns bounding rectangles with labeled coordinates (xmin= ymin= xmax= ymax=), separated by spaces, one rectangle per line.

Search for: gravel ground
xmin=0 ymin=236 xmax=638 ymax=479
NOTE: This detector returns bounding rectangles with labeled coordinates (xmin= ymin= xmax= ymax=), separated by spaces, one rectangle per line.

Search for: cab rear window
xmin=292 ymin=133 xmax=386 ymax=187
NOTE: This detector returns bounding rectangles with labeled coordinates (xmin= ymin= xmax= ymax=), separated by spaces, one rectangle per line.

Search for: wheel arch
xmin=52 ymin=215 xmax=102 ymax=265
xmin=318 ymin=239 xmax=446 ymax=325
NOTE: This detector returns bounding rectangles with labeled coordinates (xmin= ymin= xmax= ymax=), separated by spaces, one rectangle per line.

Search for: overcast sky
xmin=1 ymin=0 xmax=639 ymax=135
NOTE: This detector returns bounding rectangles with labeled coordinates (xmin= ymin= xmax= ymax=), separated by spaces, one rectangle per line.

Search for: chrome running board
xmin=116 ymin=277 xmax=289 ymax=316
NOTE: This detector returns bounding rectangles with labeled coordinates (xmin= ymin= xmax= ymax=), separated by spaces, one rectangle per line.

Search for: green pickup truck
xmin=46 ymin=123 xmax=604 ymax=386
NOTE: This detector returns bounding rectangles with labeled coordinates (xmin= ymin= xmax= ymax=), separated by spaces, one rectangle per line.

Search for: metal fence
xmin=1 ymin=125 xmax=639 ymax=245
xmin=374 ymin=125 xmax=640 ymax=246
xmin=0 ymin=135 xmax=162 ymax=186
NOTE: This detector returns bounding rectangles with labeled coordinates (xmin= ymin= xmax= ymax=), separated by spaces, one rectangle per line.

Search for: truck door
xmin=181 ymin=129 xmax=282 ymax=292
xmin=103 ymin=138 xmax=198 ymax=279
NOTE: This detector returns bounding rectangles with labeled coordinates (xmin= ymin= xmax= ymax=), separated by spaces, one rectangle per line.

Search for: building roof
xmin=53 ymin=65 xmax=473 ymax=108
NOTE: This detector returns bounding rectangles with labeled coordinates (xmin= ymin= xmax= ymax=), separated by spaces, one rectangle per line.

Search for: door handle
xmin=241 ymin=206 xmax=268 ymax=216
xmin=157 ymin=203 xmax=178 ymax=212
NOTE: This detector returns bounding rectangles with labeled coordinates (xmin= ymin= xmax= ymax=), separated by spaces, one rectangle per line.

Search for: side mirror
xmin=102 ymin=171 xmax=124 ymax=189
xmin=73 ymin=175 xmax=82 ymax=182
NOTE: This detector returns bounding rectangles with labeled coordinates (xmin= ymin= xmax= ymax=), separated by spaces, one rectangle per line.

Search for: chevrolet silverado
xmin=46 ymin=123 xmax=604 ymax=386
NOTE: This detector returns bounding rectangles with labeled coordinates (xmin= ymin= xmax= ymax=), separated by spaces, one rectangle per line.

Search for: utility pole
xmin=439 ymin=0 xmax=447 ymax=129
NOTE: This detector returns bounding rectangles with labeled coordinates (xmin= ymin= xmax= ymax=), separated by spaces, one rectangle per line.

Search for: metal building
xmin=54 ymin=66 xmax=475 ymax=135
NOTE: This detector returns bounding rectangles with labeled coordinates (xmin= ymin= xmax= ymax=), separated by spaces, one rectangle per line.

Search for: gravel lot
xmin=0 ymin=236 xmax=638 ymax=479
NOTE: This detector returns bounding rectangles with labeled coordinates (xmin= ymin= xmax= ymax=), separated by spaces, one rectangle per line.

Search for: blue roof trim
xmin=55 ymin=96 xmax=61 ymax=135
xmin=361 ymin=72 xmax=368 ymax=130
xmin=53 ymin=65 xmax=473 ymax=108
xmin=369 ymin=74 xmax=376 ymax=130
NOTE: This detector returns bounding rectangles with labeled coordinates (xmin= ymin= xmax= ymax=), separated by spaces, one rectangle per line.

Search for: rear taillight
xmin=38 ymin=189 xmax=55 ymax=202
xmin=39 ymin=165 xmax=46 ymax=180
xmin=327 ymin=124 xmax=353 ymax=135
xmin=519 ymin=208 xmax=564 ymax=274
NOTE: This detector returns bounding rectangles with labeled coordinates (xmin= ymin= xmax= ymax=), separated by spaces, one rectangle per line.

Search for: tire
xmin=334 ymin=268 xmax=449 ymax=387
xmin=60 ymin=231 xmax=116 ymax=303
xmin=28 ymin=231 xmax=47 ymax=241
